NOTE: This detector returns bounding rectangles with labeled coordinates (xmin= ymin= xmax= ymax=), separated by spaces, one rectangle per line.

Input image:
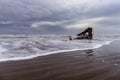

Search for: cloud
xmin=64 ymin=17 xmax=109 ymax=29
xmin=0 ymin=0 xmax=113 ymax=21
xmin=0 ymin=0 xmax=120 ymax=34
xmin=0 ymin=21 xmax=13 ymax=24
xmin=31 ymin=21 xmax=64 ymax=28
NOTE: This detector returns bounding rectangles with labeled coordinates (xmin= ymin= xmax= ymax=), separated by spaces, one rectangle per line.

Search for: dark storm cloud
xmin=0 ymin=0 xmax=120 ymax=34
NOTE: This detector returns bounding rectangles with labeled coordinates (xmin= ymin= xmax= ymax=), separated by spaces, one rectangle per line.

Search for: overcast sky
xmin=0 ymin=0 xmax=120 ymax=35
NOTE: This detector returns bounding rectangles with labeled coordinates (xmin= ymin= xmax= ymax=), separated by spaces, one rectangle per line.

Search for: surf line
xmin=0 ymin=40 xmax=112 ymax=62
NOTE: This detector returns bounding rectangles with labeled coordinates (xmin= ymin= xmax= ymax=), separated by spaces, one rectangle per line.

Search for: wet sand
xmin=0 ymin=41 xmax=120 ymax=80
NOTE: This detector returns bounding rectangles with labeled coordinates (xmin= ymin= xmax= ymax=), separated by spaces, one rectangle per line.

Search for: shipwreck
xmin=69 ymin=27 xmax=93 ymax=40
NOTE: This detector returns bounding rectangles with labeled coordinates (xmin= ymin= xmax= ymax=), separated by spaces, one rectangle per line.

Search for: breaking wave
xmin=0 ymin=35 xmax=112 ymax=62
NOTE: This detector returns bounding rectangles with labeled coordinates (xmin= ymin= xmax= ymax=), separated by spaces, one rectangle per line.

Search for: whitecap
xmin=0 ymin=35 xmax=113 ymax=62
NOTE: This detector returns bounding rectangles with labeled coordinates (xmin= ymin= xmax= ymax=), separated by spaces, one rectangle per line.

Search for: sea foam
xmin=0 ymin=35 xmax=112 ymax=62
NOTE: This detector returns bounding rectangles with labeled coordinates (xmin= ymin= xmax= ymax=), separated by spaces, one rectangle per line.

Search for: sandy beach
xmin=0 ymin=0 xmax=120 ymax=80
xmin=0 ymin=41 xmax=120 ymax=80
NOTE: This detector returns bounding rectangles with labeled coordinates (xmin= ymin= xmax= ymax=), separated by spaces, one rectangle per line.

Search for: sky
xmin=0 ymin=0 xmax=120 ymax=35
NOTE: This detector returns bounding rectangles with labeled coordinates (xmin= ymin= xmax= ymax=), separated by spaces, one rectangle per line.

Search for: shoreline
xmin=0 ymin=40 xmax=112 ymax=62
xmin=0 ymin=41 xmax=119 ymax=80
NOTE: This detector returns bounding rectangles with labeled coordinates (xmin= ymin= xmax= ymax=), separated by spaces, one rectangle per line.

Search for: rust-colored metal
xmin=75 ymin=27 xmax=93 ymax=40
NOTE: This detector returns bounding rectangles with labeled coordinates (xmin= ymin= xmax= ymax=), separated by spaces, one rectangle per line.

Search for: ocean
xmin=0 ymin=35 xmax=113 ymax=62
xmin=1 ymin=35 xmax=120 ymax=80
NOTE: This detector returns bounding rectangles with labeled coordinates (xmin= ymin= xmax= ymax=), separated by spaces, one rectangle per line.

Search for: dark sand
xmin=0 ymin=41 xmax=120 ymax=80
